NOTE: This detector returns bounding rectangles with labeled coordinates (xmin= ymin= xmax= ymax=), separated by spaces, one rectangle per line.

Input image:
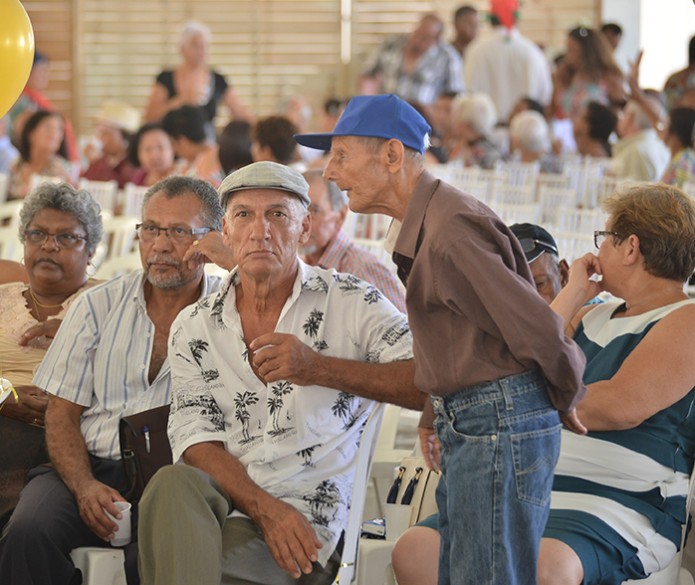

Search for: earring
xmin=86 ymin=262 xmax=96 ymax=277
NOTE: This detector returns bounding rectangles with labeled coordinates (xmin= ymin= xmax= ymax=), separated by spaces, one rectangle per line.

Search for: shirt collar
xmin=210 ymin=259 xmax=318 ymax=329
xmin=393 ymin=170 xmax=439 ymax=260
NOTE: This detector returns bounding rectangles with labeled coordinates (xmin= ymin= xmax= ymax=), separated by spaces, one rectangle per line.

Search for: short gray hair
xmin=509 ymin=110 xmax=550 ymax=154
xmin=19 ymin=183 xmax=104 ymax=254
xmin=180 ymin=20 xmax=211 ymax=46
xmin=303 ymin=170 xmax=347 ymax=211
xmin=143 ymin=176 xmax=223 ymax=231
xmin=455 ymin=93 xmax=497 ymax=137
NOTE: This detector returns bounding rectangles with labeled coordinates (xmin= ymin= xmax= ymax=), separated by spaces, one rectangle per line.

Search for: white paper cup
xmin=384 ymin=503 xmax=411 ymax=541
xmin=106 ymin=501 xmax=132 ymax=547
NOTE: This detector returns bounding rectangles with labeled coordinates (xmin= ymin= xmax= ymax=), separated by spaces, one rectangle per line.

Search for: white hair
xmin=509 ymin=110 xmax=550 ymax=154
xmin=180 ymin=20 xmax=212 ymax=46
xmin=455 ymin=93 xmax=497 ymax=137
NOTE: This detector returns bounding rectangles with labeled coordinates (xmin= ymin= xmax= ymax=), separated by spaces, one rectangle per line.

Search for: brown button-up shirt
xmin=393 ymin=170 xmax=586 ymax=412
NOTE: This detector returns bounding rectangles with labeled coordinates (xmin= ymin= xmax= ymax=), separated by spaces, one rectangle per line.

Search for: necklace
xmin=28 ymin=288 xmax=65 ymax=321
xmin=28 ymin=288 xmax=65 ymax=309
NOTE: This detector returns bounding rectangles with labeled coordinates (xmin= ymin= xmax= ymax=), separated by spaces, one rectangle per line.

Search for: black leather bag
xmin=119 ymin=405 xmax=172 ymax=501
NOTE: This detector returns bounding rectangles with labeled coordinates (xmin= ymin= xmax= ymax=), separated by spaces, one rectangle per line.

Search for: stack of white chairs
xmin=79 ymin=179 xmax=119 ymax=216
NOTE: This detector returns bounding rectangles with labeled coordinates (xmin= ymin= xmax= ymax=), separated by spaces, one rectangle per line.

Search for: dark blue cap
xmin=294 ymin=94 xmax=432 ymax=154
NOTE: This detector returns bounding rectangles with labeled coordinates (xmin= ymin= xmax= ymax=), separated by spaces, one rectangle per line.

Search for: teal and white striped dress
xmin=544 ymin=299 xmax=695 ymax=585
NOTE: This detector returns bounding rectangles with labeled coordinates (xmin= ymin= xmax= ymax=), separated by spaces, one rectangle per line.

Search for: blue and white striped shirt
xmin=33 ymin=270 xmax=222 ymax=460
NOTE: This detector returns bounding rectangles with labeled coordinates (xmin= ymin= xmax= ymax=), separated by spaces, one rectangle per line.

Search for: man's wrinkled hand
xmin=183 ymin=232 xmax=233 ymax=271
xmin=253 ymin=496 xmax=322 ymax=578
xmin=74 ymin=479 xmax=125 ymax=541
xmin=249 ymin=333 xmax=321 ymax=385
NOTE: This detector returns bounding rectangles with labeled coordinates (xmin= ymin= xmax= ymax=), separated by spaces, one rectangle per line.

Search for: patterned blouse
xmin=167 ymin=261 xmax=413 ymax=566
xmin=661 ymin=148 xmax=695 ymax=187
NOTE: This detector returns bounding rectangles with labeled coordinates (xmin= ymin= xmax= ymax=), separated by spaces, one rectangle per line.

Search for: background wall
xmin=21 ymin=0 xmax=610 ymax=135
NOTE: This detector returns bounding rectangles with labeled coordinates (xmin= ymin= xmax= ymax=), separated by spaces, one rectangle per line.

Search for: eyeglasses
xmin=24 ymin=229 xmax=87 ymax=249
xmin=517 ymin=238 xmax=558 ymax=256
xmin=593 ymin=230 xmax=622 ymax=249
xmin=135 ymin=223 xmax=213 ymax=244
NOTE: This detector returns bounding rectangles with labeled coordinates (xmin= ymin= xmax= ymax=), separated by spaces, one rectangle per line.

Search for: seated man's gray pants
xmin=0 ymin=457 xmax=139 ymax=585
xmin=138 ymin=464 xmax=341 ymax=585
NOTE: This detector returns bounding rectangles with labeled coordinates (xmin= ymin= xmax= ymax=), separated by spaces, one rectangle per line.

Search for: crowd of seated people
xmin=1 ymin=6 xmax=695 ymax=585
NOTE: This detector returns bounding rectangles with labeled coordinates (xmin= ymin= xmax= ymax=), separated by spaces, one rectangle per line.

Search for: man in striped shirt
xmin=301 ymin=170 xmax=406 ymax=312
xmin=0 ymin=177 xmax=225 ymax=585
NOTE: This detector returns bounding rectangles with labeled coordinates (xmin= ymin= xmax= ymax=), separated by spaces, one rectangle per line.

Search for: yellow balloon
xmin=0 ymin=0 xmax=35 ymax=118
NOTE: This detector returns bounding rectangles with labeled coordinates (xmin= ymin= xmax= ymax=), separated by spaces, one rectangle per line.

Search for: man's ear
xmin=558 ymin=258 xmax=570 ymax=287
xmin=221 ymin=215 xmax=232 ymax=247
xmin=298 ymin=210 xmax=312 ymax=245
xmin=384 ymin=139 xmax=405 ymax=173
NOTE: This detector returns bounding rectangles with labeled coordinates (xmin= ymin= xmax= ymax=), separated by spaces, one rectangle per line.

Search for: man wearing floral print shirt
xmin=138 ymin=161 xmax=422 ymax=585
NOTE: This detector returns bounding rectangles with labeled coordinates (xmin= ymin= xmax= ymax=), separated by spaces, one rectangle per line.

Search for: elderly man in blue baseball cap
xmin=296 ymin=94 xmax=588 ymax=585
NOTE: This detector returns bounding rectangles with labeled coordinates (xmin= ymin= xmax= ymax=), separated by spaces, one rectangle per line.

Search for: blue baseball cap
xmin=294 ymin=94 xmax=432 ymax=154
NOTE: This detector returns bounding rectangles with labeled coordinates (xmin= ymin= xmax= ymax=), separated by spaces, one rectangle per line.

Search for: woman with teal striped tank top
xmin=539 ymin=183 xmax=695 ymax=585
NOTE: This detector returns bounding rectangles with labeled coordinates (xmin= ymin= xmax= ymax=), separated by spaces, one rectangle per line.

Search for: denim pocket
xmin=511 ymin=423 xmax=561 ymax=506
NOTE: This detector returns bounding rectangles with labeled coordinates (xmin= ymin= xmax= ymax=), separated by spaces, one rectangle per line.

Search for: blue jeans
xmin=432 ymin=370 xmax=561 ymax=585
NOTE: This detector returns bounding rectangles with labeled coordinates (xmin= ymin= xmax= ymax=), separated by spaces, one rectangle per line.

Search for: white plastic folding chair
xmin=0 ymin=226 xmax=22 ymax=261
xmin=332 ymin=403 xmax=386 ymax=584
xmin=121 ymin=183 xmax=149 ymax=218
xmin=79 ymin=179 xmax=119 ymax=216
xmin=554 ymin=207 xmax=606 ymax=235
xmin=70 ymin=547 xmax=126 ymax=585
xmin=538 ymin=186 xmax=579 ymax=223
xmin=492 ymin=183 xmax=537 ymax=206
xmin=0 ymin=199 xmax=23 ymax=229
xmin=28 ymin=174 xmax=65 ymax=196
xmin=553 ymin=231 xmax=595 ymax=263
xmin=494 ymin=202 xmax=541 ymax=225
xmin=496 ymin=160 xmax=540 ymax=188
xmin=92 ymin=216 xmax=138 ymax=269
xmin=94 ymin=251 xmax=141 ymax=280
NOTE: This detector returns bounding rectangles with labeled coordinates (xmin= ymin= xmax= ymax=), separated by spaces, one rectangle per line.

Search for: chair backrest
xmin=79 ymin=179 xmax=119 ymax=215
xmin=94 ymin=251 xmax=141 ymax=280
xmin=494 ymin=202 xmax=541 ymax=225
xmin=91 ymin=216 xmax=139 ymax=269
xmin=122 ymin=183 xmax=149 ymax=218
xmin=0 ymin=200 xmax=23 ymax=229
xmin=553 ymin=231 xmax=595 ymax=263
xmin=0 ymin=226 xmax=22 ymax=262
xmin=334 ymin=403 xmax=386 ymax=584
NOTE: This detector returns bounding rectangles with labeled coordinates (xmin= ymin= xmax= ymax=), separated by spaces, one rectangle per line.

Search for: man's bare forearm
xmin=313 ymin=358 xmax=425 ymax=410
xmin=45 ymin=395 xmax=94 ymax=495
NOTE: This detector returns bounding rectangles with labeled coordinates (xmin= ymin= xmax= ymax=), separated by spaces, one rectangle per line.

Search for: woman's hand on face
xmin=567 ymin=253 xmax=604 ymax=302
xmin=0 ymin=385 xmax=49 ymax=426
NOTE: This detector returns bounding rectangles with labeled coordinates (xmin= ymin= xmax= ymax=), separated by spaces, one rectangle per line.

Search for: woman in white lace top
xmin=0 ymin=183 xmax=103 ymax=527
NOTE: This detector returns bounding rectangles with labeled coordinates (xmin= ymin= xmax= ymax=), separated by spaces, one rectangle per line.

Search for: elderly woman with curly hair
xmin=0 ymin=183 xmax=103 ymax=528
xmin=539 ymin=183 xmax=695 ymax=584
